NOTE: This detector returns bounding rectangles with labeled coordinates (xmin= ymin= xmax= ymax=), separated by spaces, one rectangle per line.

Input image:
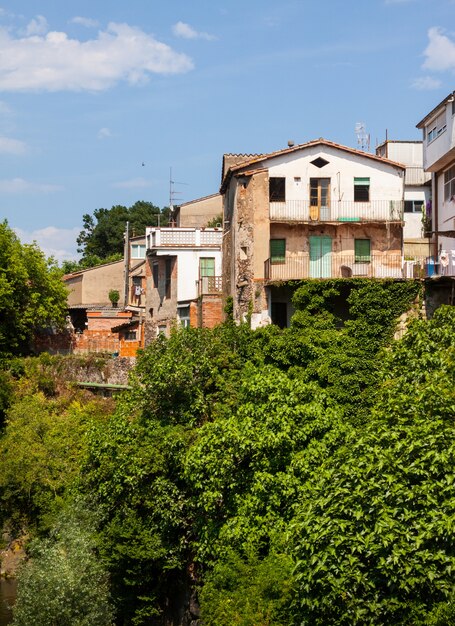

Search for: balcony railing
xmin=404 ymin=167 xmax=431 ymax=186
xmin=264 ymin=254 xmax=407 ymax=281
xmin=146 ymin=227 xmax=222 ymax=249
xmin=269 ymin=200 xmax=403 ymax=222
xmin=199 ymin=275 xmax=223 ymax=295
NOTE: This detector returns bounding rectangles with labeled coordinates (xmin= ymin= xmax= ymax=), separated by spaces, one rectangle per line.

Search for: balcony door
xmin=309 ymin=235 xmax=332 ymax=278
xmin=310 ymin=178 xmax=330 ymax=220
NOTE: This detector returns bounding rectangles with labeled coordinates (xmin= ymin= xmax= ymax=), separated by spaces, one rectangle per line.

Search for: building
xmin=376 ymin=140 xmax=431 ymax=257
xmin=417 ymin=90 xmax=455 ymax=279
xmin=221 ymin=138 xmax=407 ymax=328
xmin=171 ymin=193 xmax=222 ymax=228
xmin=144 ymin=226 xmax=223 ymax=341
xmin=63 ymin=235 xmax=147 ymax=356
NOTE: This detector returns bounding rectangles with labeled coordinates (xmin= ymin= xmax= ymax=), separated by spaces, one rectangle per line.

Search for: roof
xmin=111 ymin=318 xmax=139 ymax=333
xmin=63 ymin=259 xmax=123 ymax=280
xmin=179 ymin=192 xmax=221 ymax=207
xmin=416 ymin=91 xmax=455 ymax=128
xmin=220 ymin=138 xmax=406 ymax=192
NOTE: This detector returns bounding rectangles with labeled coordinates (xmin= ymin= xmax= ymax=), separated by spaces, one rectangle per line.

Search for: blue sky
xmin=0 ymin=0 xmax=454 ymax=261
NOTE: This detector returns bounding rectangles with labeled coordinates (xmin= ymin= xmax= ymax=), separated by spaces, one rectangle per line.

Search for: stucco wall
xmin=178 ymin=194 xmax=222 ymax=228
xmin=65 ymin=261 xmax=124 ymax=307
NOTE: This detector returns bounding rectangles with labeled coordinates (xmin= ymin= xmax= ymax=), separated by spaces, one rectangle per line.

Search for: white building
xmin=417 ymin=90 xmax=455 ymax=277
xmin=376 ymin=140 xmax=431 ymax=255
xmin=144 ymin=227 xmax=223 ymax=340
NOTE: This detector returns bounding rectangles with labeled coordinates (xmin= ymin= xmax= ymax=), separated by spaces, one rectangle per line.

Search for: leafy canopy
xmin=0 ymin=221 xmax=68 ymax=357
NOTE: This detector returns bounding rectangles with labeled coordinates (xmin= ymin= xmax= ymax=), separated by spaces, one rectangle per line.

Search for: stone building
xmin=221 ymin=138 xmax=407 ymax=328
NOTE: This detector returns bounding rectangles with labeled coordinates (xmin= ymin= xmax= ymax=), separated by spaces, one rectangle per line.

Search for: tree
xmin=0 ymin=221 xmax=68 ymax=357
xmin=290 ymin=307 xmax=455 ymax=625
xmin=77 ymin=201 xmax=169 ymax=262
xmin=12 ymin=500 xmax=113 ymax=626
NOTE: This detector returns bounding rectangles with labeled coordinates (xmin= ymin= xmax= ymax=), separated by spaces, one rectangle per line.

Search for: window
xmin=132 ymin=275 xmax=143 ymax=297
xmin=199 ymin=257 xmax=215 ymax=277
xmin=354 ymin=239 xmax=371 ymax=263
xmin=404 ymin=200 xmax=424 ymax=213
xmin=178 ymin=305 xmax=191 ymax=328
xmin=269 ymin=177 xmax=286 ymax=202
xmin=427 ymin=112 xmax=446 ymax=143
xmin=131 ymin=244 xmax=146 ymax=259
xmin=311 ymin=157 xmax=329 ymax=168
xmin=270 ymin=238 xmax=286 ymax=264
xmin=444 ymin=165 xmax=455 ymax=202
xmin=165 ymin=259 xmax=172 ymax=298
xmin=124 ymin=330 xmax=137 ymax=341
xmin=354 ymin=177 xmax=370 ymax=202
xmin=152 ymin=263 xmax=159 ymax=288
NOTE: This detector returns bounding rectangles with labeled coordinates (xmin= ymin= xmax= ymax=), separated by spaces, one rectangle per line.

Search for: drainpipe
xmin=124 ymin=221 xmax=130 ymax=308
xmin=433 ymin=173 xmax=439 ymax=264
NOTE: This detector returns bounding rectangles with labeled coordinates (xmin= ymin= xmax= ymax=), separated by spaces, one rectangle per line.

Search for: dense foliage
xmin=75 ymin=200 xmax=169 ymax=266
xmin=2 ymin=279 xmax=455 ymax=626
xmin=0 ymin=221 xmax=68 ymax=358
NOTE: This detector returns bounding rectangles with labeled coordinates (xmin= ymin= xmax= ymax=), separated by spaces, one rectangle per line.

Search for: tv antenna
xmin=355 ymin=122 xmax=370 ymax=152
xmin=169 ymin=167 xmax=189 ymax=211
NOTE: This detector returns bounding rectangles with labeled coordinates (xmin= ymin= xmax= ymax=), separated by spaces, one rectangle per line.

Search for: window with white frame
xmin=427 ymin=111 xmax=447 ymax=143
xmin=444 ymin=165 xmax=455 ymax=202
xmin=131 ymin=244 xmax=146 ymax=259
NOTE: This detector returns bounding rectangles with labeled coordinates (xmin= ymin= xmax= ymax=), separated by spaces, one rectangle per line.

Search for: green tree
xmin=290 ymin=306 xmax=455 ymax=625
xmin=77 ymin=200 xmax=169 ymax=262
xmin=0 ymin=221 xmax=68 ymax=357
xmin=12 ymin=501 xmax=113 ymax=626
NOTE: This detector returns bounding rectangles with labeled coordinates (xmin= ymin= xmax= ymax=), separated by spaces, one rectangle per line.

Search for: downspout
xmin=124 ymin=221 xmax=130 ymax=308
xmin=433 ymin=173 xmax=439 ymax=263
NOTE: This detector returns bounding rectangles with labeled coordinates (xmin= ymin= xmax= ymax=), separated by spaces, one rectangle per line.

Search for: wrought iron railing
xmin=264 ymin=254 xmax=406 ymax=281
xmin=269 ymin=200 xmax=404 ymax=222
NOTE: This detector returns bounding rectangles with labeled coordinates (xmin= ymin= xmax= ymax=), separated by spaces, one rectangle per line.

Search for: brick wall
xmin=200 ymin=295 xmax=223 ymax=328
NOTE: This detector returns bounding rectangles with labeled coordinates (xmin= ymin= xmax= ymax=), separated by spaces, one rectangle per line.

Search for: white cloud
xmin=112 ymin=177 xmax=152 ymax=189
xmin=70 ymin=16 xmax=99 ymax=28
xmin=24 ymin=15 xmax=48 ymax=36
xmin=15 ymin=225 xmax=79 ymax=261
xmin=0 ymin=21 xmax=194 ymax=92
xmin=423 ymin=27 xmax=455 ymax=72
xmin=172 ymin=21 xmax=215 ymax=41
xmin=0 ymin=136 xmax=27 ymax=154
xmin=0 ymin=178 xmax=62 ymax=193
xmin=97 ymin=127 xmax=112 ymax=139
xmin=411 ymin=76 xmax=442 ymax=90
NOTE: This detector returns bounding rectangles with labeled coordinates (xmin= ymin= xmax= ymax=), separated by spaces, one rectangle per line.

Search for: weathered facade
xmin=144 ymin=227 xmax=223 ymax=343
xmin=221 ymin=138 xmax=407 ymax=327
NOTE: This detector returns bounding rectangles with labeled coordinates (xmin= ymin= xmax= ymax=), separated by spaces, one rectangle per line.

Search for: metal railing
xmin=404 ymin=167 xmax=431 ymax=186
xmin=264 ymin=254 xmax=406 ymax=281
xmin=270 ymin=200 xmax=404 ymax=222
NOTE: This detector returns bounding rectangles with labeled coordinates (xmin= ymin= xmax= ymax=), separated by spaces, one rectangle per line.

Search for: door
xmin=309 ymin=236 xmax=332 ymax=278
xmin=310 ymin=178 xmax=330 ymax=220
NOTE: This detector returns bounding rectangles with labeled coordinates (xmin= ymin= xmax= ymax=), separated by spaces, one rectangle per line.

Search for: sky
xmin=0 ymin=0 xmax=454 ymax=261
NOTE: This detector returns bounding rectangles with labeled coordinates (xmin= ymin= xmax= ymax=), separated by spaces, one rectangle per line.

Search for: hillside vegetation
xmin=1 ymin=279 xmax=455 ymax=626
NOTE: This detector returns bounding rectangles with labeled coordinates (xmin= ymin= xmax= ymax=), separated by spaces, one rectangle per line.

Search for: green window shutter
xmin=200 ymin=257 xmax=215 ymax=277
xmin=355 ymin=239 xmax=371 ymax=262
xmin=270 ymin=239 xmax=286 ymax=264
xmin=354 ymin=177 xmax=370 ymax=185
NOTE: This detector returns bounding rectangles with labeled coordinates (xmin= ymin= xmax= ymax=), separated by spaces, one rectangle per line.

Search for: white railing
xmin=404 ymin=167 xmax=431 ymax=186
xmin=146 ymin=227 xmax=222 ymax=249
xmin=199 ymin=276 xmax=223 ymax=295
xmin=270 ymin=200 xmax=404 ymax=222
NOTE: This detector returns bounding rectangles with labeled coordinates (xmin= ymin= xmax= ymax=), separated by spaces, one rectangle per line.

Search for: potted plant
xmin=108 ymin=289 xmax=120 ymax=307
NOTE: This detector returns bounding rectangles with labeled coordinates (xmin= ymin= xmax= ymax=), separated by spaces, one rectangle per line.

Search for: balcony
xmin=264 ymin=253 xmax=407 ymax=281
xmin=269 ymin=200 xmax=403 ymax=222
xmin=404 ymin=167 xmax=431 ymax=186
xmin=146 ymin=227 xmax=222 ymax=249
xmin=198 ymin=275 xmax=223 ymax=295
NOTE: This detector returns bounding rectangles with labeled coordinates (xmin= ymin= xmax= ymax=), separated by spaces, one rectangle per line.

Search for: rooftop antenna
xmin=169 ymin=166 xmax=189 ymax=215
xmin=355 ymin=122 xmax=370 ymax=152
